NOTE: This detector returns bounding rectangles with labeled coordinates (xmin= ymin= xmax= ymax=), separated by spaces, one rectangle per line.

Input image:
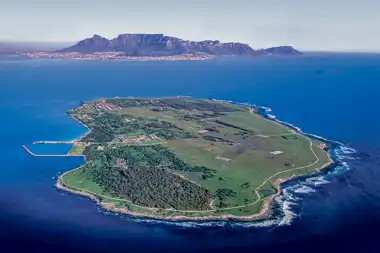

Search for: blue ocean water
xmin=1 ymin=54 xmax=379 ymax=252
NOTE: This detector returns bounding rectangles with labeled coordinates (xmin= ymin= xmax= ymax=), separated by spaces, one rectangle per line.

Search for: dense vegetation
xmin=142 ymin=119 xmax=193 ymax=140
xmin=83 ymin=145 xmax=215 ymax=210
xmin=76 ymin=111 xmax=193 ymax=142
xmin=215 ymin=119 xmax=254 ymax=133
xmin=82 ymin=126 xmax=115 ymax=142
xmin=107 ymin=98 xmax=243 ymax=112
xmin=214 ymin=189 xmax=237 ymax=208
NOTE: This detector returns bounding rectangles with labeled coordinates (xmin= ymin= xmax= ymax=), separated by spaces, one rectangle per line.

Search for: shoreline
xmin=56 ymin=168 xmax=281 ymax=221
xmin=68 ymin=113 xmax=92 ymax=143
xmin=56 ymin=160 xmax=333 ymax=222
xmin=54 ymin=98 xmax=336 ymax=222
xmin=21 ymin=113 xmax=91 ymax=157
xmin=22 ymin=52 xmax=215 ymax=62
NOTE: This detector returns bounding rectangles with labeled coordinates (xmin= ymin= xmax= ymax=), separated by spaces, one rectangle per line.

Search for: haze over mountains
xmin=59 ymin=34 xmax=301 ymax=56
xmin=0 ymin=42 xmax=71 ymax=53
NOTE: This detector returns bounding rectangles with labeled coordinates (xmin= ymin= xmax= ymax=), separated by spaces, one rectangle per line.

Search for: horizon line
xmin=2 ymin=37 xmax=380 ymax=53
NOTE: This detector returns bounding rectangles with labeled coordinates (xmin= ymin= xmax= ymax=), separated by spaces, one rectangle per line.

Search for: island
xmin=55 ymin=97 xmax=332 ymax=220
xmin=23 ymin=33 xmax=302 ymax=61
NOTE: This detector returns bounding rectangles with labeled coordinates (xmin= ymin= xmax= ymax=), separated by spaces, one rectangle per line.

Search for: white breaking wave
xmin=294 ymin=186 xmax=316 ymax=194
xmin=336 ymin=146 xmax=357 ymax=155
xmin=305 ymin=176 xmax=330 ymax=186
xmin=257 ymin=106 xmax=272 ymax=112
xmin=283 ymin=187 xmax=301 ymax=201
xmin=277 ymin=200 xmax=298 ymax=226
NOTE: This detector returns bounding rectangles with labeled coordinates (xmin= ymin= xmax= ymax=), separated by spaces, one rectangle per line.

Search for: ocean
xmin=1 ymin=53 xmax=379 ymax=252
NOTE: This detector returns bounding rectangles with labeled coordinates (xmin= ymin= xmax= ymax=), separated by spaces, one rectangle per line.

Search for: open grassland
xmin=62 ymin=166 xmax=106 ymax=195
xmin=218 ymin=112 xmax=291 ymax=136
xmin=68 ymin=143 xmax=86 ymax=155
xmin=164 ymin=132 xmax=326 ymax=209
xmin=60 ymin=97 xmax=332 ymax=219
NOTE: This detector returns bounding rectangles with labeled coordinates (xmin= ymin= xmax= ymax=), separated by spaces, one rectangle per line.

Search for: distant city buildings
xmin=24 ymin=51 xmax=214 ymax=61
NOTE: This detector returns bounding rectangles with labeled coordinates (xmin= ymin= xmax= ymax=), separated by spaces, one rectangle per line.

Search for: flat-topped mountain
xmin=59 ymin=34 xmax=302 ymax=56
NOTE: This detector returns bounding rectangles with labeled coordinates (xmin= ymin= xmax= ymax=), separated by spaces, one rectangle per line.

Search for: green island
xmin=58 ymin=97 xmax=332 ymax=220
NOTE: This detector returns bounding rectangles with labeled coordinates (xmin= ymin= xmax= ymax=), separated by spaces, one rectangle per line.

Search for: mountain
xmin=59 ymin=34 xmax=301 ymax=56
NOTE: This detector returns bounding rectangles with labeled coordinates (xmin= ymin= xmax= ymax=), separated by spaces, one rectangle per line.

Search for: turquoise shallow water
xmin=1 ymin=53 xmax=380 ymax=252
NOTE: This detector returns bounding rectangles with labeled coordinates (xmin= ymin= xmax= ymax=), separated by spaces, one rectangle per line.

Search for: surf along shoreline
xmin=54 ymin=98 xmax=335 ymax=222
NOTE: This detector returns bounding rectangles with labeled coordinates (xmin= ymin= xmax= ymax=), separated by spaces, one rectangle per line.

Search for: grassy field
xmin=163 ymin=132 xmax=325 ymax=209
xmin=218 ymin=112 xmax=291 ymax=136
xmin=68 ymin=144 xmax=86 ymax=155
xmin=62 ymin=166 xmax=106 ymax=195
xmin=61 ymin=98 xmax=332 ymax=219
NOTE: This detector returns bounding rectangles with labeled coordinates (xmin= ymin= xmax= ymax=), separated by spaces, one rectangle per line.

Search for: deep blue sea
xmin=1 ymin=54 xmax=379 ymax=252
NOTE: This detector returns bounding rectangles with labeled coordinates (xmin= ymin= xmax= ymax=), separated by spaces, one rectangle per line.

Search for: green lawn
xmin=61 ymin=166 xmax=106 ymax=196
xmin=68 ymin=144 xmax=85 ymax=155
xmin=218 ymin=112 xmax=291 ymax=135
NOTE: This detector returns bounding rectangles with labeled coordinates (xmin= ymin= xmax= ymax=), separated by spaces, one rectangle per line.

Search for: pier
xmin=22 ymin=145 xmax=85 ymax=157
xmin=33 ymin=141 xmax=74 ymax=144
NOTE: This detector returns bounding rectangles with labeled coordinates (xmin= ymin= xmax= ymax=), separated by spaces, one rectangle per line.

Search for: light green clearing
xmin=68 ymin=144 xmax=86 ymax=155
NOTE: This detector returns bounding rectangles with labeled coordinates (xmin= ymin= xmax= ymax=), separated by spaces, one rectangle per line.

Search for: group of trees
xmin=215 ymin=189 xmax=237 ymax=201
xmin=141 ymin=119 xmax=193 ymax=140
xmin=82 ymin=126 xmax=115 ymax=142
xmin=214 ymin=189 xmax=237 ymax=208
xmin=80 ymin=112 xmax=125 ymax=142
xmin=107 ymin=98 xmax=242 ymax=113
xmin=180 ymin=111 xmax=223 ymax=121
xmin=215 ymin=120 xmax=253 ymax=133
xmin=76 ymin=107 xmax=195 ymax=142
xmin=90 ymin=163 xmax=212 ymax=210
xmin=161 ymin=98 xmax=242 ymax=112
xmin=76 ymin=98 xmax=247 ymax=144
xmin=106 ymin=98 xmax=167 ymax=108
xmin=83 ymin=145 xmax=216 ymax=210
xmin=84 ymin=145 xmax=216 ymax=177
xmin=76 ymin=109 xmax=194 ymax=142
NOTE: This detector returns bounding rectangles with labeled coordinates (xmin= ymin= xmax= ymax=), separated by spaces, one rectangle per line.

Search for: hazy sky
xmin=1 ymin=0 xmax=379 ymax=51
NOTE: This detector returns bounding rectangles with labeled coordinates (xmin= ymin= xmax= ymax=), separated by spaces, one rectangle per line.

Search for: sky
xmin=1 ymin=0 xmax=379 ymax=52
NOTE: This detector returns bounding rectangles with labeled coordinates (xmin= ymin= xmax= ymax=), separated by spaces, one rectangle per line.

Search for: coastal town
xmin=24 ymin=51 xmax=215 ymax=61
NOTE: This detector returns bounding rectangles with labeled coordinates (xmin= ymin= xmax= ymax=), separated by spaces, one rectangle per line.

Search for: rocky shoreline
xmin=56 ymin=169 xmax=273 ymax=222
xmin=56 ymin=154 xmax=333 ymax=222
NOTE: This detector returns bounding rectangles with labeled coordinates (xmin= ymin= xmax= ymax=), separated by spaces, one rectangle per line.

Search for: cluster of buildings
xmin=24 ymin=52 xmax=214 ymax=61
xmin=76 ymin=100 xmax=120 ymax=113
xmin=116 ymin=134 xmax=162 ymax=145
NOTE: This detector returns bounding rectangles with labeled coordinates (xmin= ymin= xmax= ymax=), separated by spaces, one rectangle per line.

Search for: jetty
xmin=22 ymin=145 xmax=85 ymax=157
xmin=33 ymin=141 xmax=73 ymax=144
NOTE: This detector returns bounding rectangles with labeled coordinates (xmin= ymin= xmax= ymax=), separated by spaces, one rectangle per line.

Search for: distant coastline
xmin=23 ymin=51 xmax=215 ymax=61
xmin=17 ymin=33 xmax=301 ymax=61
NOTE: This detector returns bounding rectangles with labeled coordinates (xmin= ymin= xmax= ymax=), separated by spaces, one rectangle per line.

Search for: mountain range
xmin=59 ymin=34 xmax=302 ymax=56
